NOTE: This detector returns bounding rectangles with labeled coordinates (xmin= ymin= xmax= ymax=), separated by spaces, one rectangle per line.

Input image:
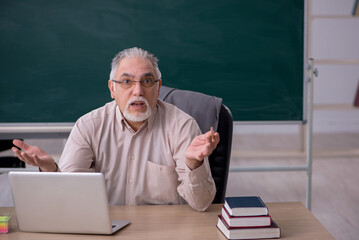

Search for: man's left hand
xmin=185 ymin=129 xmax=220 ymax=170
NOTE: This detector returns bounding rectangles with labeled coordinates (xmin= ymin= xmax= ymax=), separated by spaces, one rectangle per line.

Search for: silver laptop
xmin=9 ymin=172 xmax=130 ymax=235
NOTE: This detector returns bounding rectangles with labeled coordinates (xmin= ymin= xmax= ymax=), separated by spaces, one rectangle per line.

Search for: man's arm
xmin=12 ymin=139 xmax=58 ymax=172
xmin=174 ymin=119 xmax=219 ymax=212
xmin=58 ymin=119 xmax=95 ymax=172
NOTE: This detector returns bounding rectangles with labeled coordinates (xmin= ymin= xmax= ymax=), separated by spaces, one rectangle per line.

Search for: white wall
xmin=235 ymin=0 xmax=359 ymax=135
xmin=311 ymin=0 xmax=359 ymax=133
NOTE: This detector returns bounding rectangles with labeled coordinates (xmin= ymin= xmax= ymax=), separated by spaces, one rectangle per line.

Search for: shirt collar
xmin=115 ymin=104 xmax=126 ymax=131
xmin=147 ymin=103 xmax=158 ymax=130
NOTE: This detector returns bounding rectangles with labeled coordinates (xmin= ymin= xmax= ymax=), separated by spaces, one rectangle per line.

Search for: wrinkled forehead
xmin=115 ymin=57 xmax=157 ymax=79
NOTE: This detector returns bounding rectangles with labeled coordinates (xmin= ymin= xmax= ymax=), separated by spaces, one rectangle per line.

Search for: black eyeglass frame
xmin=111 ymin=79 xmax=160 ymax=88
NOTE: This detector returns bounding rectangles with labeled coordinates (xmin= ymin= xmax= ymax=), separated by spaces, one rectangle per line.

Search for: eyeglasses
xmin=111 ymin=78 xmax=160 ymax=89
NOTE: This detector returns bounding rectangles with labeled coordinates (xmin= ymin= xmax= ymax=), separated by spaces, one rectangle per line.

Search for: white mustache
xmin=126 ymin=96 xmax=148 ymax=108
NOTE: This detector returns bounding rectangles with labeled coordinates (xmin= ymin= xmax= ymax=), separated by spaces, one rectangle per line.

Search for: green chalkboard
xmin=0 ymin=0 xmax=304 ymax=122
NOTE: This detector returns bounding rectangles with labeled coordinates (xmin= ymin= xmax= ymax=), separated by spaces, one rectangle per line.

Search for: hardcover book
xmin=224 ymin=196 xmax=268 ymax=216
xmin=217 ymin=215 xmax=280 ymax=240
xmin=221 ymin=206 xmax=271 ymax=227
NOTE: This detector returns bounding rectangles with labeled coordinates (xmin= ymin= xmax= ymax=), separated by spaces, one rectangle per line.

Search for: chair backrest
xmin=208 ymin=104 xmax=233 ymax=203
xmin=160 ymin=86 xmax=233 ymax=203
xmin=0 ymin=140 xmax=25 ymax=168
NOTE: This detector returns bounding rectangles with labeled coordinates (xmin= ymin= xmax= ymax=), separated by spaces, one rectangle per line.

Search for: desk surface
xmin=2 ymin=202 xmax=334 ymax=240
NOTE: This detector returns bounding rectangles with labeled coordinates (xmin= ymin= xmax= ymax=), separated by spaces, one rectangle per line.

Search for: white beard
xmin=123 ymin=96 xmax=152 ymax=122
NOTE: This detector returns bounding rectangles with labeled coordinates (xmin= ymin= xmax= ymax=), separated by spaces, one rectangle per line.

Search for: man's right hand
xmin=12 ymin=139 xmax=57 ymax=172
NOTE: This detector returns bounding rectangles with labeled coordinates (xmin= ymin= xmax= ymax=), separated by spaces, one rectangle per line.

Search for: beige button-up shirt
xmin=59 ymin=100 xmax=216 ymax=211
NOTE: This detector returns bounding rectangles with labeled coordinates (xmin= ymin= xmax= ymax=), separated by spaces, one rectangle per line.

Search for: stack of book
xmin=216 ymin=196 xmax=280 ymax=240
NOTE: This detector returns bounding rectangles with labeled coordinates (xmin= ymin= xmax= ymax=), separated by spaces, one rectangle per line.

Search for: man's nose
xmin=132 ymin=81 xmax=144 ymax=96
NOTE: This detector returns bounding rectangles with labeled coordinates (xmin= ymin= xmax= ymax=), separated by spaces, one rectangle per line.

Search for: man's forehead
xmin=120 ymin=72 xmax=155 ymax=78
xmin=117 ymin=57 xmax=154 ymax=70
xmin=116 ymin=57 xmax=156 ymax=77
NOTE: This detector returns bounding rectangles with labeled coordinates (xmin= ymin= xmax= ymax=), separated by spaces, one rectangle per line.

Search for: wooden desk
xmin=1 ymin=202 xmax=334 ymax=239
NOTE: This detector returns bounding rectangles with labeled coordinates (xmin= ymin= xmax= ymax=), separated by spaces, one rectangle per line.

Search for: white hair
xmin=109 ymin=47 xmax=162 ymax=80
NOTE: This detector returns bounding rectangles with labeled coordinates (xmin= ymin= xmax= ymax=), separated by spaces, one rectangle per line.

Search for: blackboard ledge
xmin=234 ymin=121 xmax=305 ymax=125
xmin=0 ymin=123 xmax=74 ymax=139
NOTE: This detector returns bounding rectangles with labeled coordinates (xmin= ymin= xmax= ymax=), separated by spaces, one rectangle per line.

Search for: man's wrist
xmin=39 ymin=162 xmax=58 ymax=172
xmin=185 ymin=158 xmax=204 ymax=170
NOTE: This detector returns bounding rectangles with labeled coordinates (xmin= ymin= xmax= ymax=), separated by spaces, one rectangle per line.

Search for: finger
xmin=12 ymin=147 xmax=25 ymax=161
xmin=32 ymin=154 xmax=41 ymax=166
xmin=20 ymin=152 xmax=32 ymax=165
xmin=21 ymin=152 xmax=37 ymax=166
xmin=209 ymin=135 xmax=220 ymax=152
xmin=197 ymin=134 xmax=208 ymax=141
xmin=213 ymin=132 xmax=220 ymax=144
xmin=13 ymin=139 xmax=31 ymax=151
xmin=205 ymin=131 xmax=218 ymax=143
xmin=203 ymin=139 xmax=219 ymax=157
xmin=199 ymin=143 xmax=213 ymax=158
xmin=199 ymin=131 xmax=212 ymax=142
xmin=19 ymin=153 xmax=32 ymax=166
xmin=192 ymin=135 xmax=208 ymax=146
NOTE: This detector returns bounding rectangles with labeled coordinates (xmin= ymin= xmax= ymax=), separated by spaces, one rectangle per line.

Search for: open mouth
xmin=131 ymin=101 xmax=145 ymax=106
xmin=130 ymin=101 xmax=146 ymax=109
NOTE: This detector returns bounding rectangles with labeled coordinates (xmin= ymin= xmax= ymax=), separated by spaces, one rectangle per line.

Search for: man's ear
xmin=108 ymin=80 xmax=115 ymax=99
xmin=157 ymin=79 xmax=162 ymax=98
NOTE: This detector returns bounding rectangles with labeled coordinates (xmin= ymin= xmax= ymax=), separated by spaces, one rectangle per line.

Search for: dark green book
xmin=224 ymin=196 xmax=268 ymax=216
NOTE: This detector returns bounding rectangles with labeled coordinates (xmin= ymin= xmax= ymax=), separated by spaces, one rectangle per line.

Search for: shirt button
xmin=129 ymin=178 xmax=132 ymax=183
xmin=130 ymin=155 xmax=134 ymax=160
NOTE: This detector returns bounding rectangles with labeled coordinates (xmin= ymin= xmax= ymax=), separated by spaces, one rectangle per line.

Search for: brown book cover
xmin=217 ymin=215 xmax=280 ymax=240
